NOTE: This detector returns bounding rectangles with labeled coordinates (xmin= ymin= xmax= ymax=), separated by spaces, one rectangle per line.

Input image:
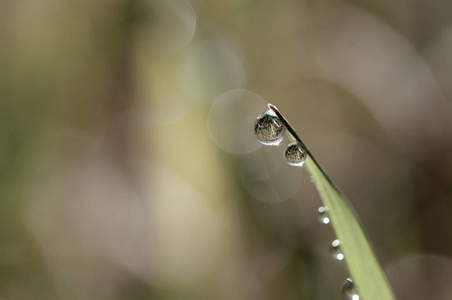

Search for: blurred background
xmin=1 ymin=0 xmax=452 ymax=299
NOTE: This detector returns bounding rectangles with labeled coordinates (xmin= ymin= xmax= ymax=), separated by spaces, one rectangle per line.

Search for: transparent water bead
xmin=330 ymin=239 xmax=344 ymax=261
xmin=342 ymin=278 xmax=360 ymax=300
xmin=317 ymin=206 xmax=330 ymax=224
xmin=285 ymin=142 xmax=307 ymax=166
xmin=254 ymin=110 xmax=285 ymax=146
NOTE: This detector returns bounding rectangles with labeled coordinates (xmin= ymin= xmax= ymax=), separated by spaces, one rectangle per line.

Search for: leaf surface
xmin=269 ymin=104 xmax=395 ymax=300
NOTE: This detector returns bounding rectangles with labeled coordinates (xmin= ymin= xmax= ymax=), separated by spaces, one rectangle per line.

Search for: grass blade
xmin=268 ymin=104 xmax=395 ymax=300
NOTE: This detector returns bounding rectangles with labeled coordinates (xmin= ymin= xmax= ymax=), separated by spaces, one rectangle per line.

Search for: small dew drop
xmin=342 ymin=278 xmax=360 ymax=300
xmin=254 ymin=110 xmax=285 ymax=146
xmin=284 ymin=142 xmax=307 ymax=166
xmin=330 ymin=239 xmax=344 ymax=261
xmin=317 ymin=206 xmax=330 ymax=224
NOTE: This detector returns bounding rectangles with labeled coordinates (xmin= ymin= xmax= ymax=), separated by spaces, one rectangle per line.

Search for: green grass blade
xmin=268 ymin=104 xmax=395 ymax=300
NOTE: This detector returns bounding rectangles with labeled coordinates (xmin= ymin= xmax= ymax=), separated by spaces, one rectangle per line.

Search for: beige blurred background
xmin=1 ymin=0 xmax=452 ymax=299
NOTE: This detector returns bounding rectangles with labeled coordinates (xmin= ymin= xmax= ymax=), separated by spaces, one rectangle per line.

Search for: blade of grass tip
xmin=268 ymin=104 xmax=396 ymax=300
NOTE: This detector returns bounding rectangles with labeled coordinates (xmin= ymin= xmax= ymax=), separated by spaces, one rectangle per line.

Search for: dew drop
xmin=317 ymin=206 xmax=330 ymax=224
xmin=254 ymin=110 xmax=285 ymax=146
xmin=342 ymin=278 xmax=360 ymax=300
xmin=285 ymin=142 xmax=307 ymax=166
xmin=330 ymin=239 xmax=344 ymax=261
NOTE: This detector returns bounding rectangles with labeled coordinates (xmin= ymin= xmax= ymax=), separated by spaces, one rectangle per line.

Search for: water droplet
xmin=285 ymin=142 xmax=307 ymax=166
xmin=254 ymin=110 xmax=285 ymax=146
xmin=342 ymin=278 xmax=360 ymax=300
xmin=330 ymin=239 xmax=344 ymax=261
xmin=318 ymin=206 xmax=330 ymax=224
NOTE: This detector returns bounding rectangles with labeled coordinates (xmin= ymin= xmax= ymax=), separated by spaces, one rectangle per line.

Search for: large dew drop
xmin=254 ymin=110 xmax=285 ymax=146
xmin=317 ymin=206 xmax=330 ymax=224
xmin=330 ymin=239 xmax=344 ymax=261
xmin=285 ymin=142 xmax=307 ymax=166
xmin=342 ymin=278 xmax=360 ymax=300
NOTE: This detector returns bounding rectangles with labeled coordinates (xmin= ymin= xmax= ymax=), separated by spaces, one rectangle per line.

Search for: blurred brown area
xmin=1 ymin=0 xmax=452 ymax=299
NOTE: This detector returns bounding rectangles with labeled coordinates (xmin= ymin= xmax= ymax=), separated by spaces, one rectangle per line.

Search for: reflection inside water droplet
xmin=342 ymin=278 xmax=360 ymax=300
xmin=330 ymin=239 xmax=344 ymax=261
xmin=254 ymin=110 xmax=285 ymax=146
xmin=285 ymin=142 xmax=307 ymax=166
xmin=318 ymin=206 xmax=330 ymax=224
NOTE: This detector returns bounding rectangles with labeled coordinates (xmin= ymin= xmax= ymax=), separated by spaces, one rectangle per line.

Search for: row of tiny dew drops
xmin=254 ymin=109 xmax=360 ymax=300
